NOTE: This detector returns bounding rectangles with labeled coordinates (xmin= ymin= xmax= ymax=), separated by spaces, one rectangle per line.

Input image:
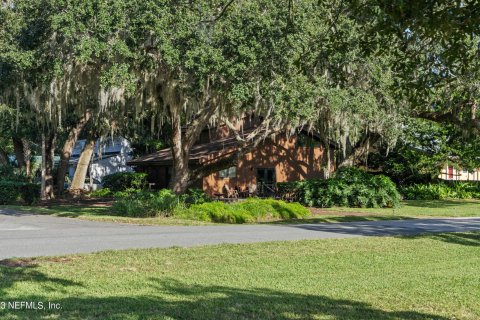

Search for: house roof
xmin=127 ymin=128 xmax=323 ymax=166
xmin=72 ymin=136 xmax=131 ymax=157
xmin=128 ymin=135 xmax=241 ymax=166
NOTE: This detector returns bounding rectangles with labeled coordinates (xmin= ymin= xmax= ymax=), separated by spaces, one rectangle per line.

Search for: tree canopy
xmin=0 ymin=0 xmax=478 ymax=195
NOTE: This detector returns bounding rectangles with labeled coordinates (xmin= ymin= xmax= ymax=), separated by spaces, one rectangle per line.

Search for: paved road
xmin=1 ymin=208 xmax=480 ymax=260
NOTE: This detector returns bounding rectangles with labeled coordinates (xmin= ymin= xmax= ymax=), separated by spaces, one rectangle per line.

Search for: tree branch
xmin=415 ymin=110 xmax=480 ymax=130
xmin=184 ymin=101 xmax=219 ymax=149
xmin=202 ymin=0 xmax=237 ymax=24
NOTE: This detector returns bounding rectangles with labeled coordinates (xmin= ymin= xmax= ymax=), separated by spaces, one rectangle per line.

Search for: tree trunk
xmin=168 ymin=104 xmax=191 ymax=194
xmin=55 ymin=110 xmax=92 ymax=195
xmin=69 ymin=134 xmax=96 ymax=193
xmin=12 ymin=137 xmax=31 ymax=175
xmin=40 ymin=132 xmax=56 ymax=200
xmin=41 ymin=135 xmax=46 ymax=200
xmin=22 ymin=138 xmax=31 ymax=176
xmin=337 ymin=133 xmax=380 ymax=169
xmin=12 ymin=136 xmax=26 ymax=169
xmin=0 ymin=147 xmax=8 ymax=165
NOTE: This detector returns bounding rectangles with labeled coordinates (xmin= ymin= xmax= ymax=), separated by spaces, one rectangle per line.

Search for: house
xmin=68 ymin=137 xmax=133 ymax=187
xmin=128 ymin=119 xmax=330 ymax=196
xmin=439 ymin=164 xmax=480 ymax=181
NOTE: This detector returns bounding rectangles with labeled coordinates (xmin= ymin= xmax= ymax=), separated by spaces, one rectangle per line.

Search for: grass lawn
xmin=5 ymin=199 xmax=480 ymax=226
xmin=3 ymin=205 xmax=216 ymax=226
xmin=1 ymin=232 xmax=480 ymax=319
xmin=296 ymin=199 xmax=480 ymax=224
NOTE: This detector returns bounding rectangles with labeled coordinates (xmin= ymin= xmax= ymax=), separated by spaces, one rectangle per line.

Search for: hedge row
xmin=112 ymin=189 xmax=310 ymax=223
xmin=178 ymin=198 xmax=310 ymax=223
xmin=401 ymin=182 xmax=480 ymax=200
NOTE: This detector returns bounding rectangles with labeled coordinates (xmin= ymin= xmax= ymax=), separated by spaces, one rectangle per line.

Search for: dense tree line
xmin=0 ymin=0 xmax=478 ymax=197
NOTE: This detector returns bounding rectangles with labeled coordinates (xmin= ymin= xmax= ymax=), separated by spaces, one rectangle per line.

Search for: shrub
xmin=184 ymin=188 xmax=211 ymax=205
xmin=178 ymin=201 xmax=252 ymax=223
xmin=0 ymin=181 xmax=40 ymax=205
xmin=102 ymin=172 xmax=148 ymax=192
xmin=401 ymin=182 xmax=480 ymax=200
xmin=0 ymin=181 xmax=21 ymax=204
xmin=20 ymin=183 xmax=41 ymax=205
xmin=111 ymin=187 xmax=309 ymax=223
xmin=112 ymin=189 xmax=184 ymax=217
xmin=0 ymin=165 xmax=29 ymax=182
xmin=90 ymin=188 xmax=113 ymax=198
xmin=177 ymin=198 xmax=310 ymax=223
xmin=278 ymin=167 xmax=401 ymax=208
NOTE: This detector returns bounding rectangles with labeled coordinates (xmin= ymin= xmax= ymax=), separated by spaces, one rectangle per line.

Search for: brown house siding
xmin=202 ymin=134 xmax=326 ymax=195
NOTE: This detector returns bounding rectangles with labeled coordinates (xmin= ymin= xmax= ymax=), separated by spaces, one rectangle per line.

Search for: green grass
xmin=5 ymin=199 xmax=480 ymax=226
xmin=272 ymin=199 xmax=480 ymax=224
xmin=4 ymin=205 xmax=216 ymax=226
xmin=1 ymin=233 xmax=480 ymax=319
xmin=322 ymin=199 xmax=480 ymax=217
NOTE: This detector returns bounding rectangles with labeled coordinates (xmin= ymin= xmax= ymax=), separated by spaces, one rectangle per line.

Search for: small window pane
xmin=219 ymin=167 xmax=236 ymax=178
xmin=228 ymin=167 xmax=236 ymax=178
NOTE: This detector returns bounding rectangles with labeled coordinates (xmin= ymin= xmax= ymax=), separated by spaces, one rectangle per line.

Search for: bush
xmin=0 ymin=181 xmax=21 ymax=204
xmin=112 ymin=189 xmax=185 ymax=217
xmin=0 ymin=165 xmax=29 ymax=182
xmin=112 ymin=190 xmax=310 ymax=223
xmin=178 ymin=201 xmax=251 ymax=223
xmin=20 ymin=183 xmax=41 ymax=205
xmin=102 ymin=172 xmax=148 ymax=192
xmin=177 ymin=198 xmax=310 ymax=223
xmin=184 ymin=188 xmax=211 ymax=205
xmin=0 ymin=181 xmax=40 ymax=205
xmin=278 ymin=167 xmax=401 ymax=208
xmin=90 ymin=188 xmax=113 ymax=198
xmin=401 ymin=182 xmax=480 ymax=200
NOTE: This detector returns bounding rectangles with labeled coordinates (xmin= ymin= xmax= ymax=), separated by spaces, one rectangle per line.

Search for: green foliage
xmin=2 ymin=0 xmax=479 ymax=196
xmin=102 ymin=172 xmax=148 ymax=192
xmin=0 ymin=181 xmax=20 ymax=204
xmin=20 ymin=183 xmax=41 ymax=205
xmin=90 ymin=188 xmax=113 ymax=198
xmin=369 ymin=118 xmax=480 ymax=186
xmin=401 ymin=183 xmax=480 ymax=200
xmin=112 ymin=190 xmax=308 ymax=223
xmin=112 ymin=189 xmax=184 ymax=218
xmin=0 ymin=181 xmax=40 ymax=205
xmin=184 ymin=188 xmax=211 ymax=205
xmin=279 ymin=167 xmax=401 ymax=208
xmin=0 ymin=164 xmax=29 ymax=182
xmin=178 ymin=198 xmax=310 ymax=224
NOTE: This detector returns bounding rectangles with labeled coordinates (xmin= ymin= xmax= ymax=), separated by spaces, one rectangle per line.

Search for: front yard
xmin=1 ymin=232 xmax=479 ymax=319
xmin=5 ymin=199 xmax=480 ymax=226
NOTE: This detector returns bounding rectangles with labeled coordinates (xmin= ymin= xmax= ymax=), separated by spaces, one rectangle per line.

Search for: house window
xmin=296 ymin=134 xmax=321 ymax=148
xmin=219 ymin=167 xmax=236 ymax=178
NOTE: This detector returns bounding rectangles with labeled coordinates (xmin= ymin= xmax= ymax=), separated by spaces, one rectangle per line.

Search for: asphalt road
xmin=1 ymin=208 xmax=480 ymax=260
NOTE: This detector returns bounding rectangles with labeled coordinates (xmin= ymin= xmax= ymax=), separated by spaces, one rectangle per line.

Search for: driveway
xmin=1 ymin=208 xmax=480 ymax=260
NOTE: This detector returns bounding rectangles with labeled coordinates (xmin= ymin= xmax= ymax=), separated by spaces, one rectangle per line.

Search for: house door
xmin=257 ymin=168 xmax=276 ymax=196
xmin=447 ymin=166 xmax=454 ymax=180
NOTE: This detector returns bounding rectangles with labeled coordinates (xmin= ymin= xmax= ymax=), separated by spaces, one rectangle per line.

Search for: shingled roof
xmin=128 ymin=128 xmax=323 ymax=166
xmin=127 ymin=135 xmax=240 ymax=166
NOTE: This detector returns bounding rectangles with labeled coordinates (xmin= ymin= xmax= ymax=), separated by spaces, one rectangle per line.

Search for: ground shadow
xmin=0 ymin=260 xmax=83 ymax=297
xmin=405 ymin=199 xmax=480 ymax=208
xmin=0 ymin=205 xmax=113 ymax=218
xmin=262 ymin=215 xmax=411 ymax=225
xmin=0 ymin=276 xmax=450 ymax=320
xmin=284 ymin=218 xmax=480 ymax=239
xmin=406 ymin=232 xmax=480 ymax=247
